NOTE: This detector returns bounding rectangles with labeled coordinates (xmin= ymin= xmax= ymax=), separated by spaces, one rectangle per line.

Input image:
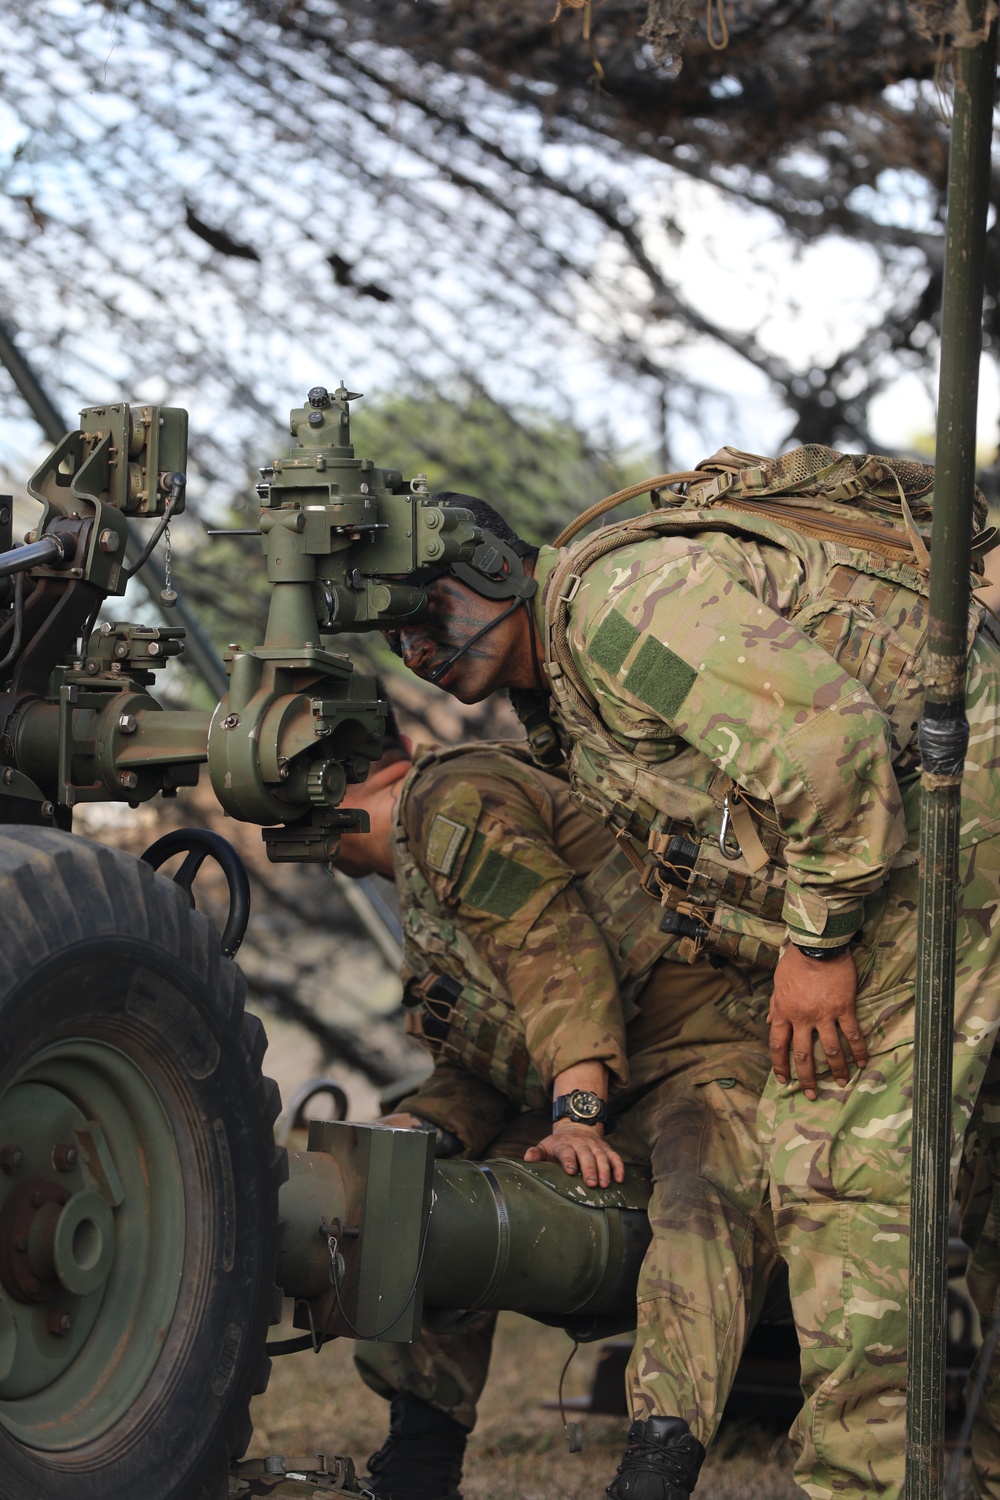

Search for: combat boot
xmin=605 ymin=1415 xmax=706 ymax=1500
xmin=365 ymin=1391 xmax=467 ymax=1500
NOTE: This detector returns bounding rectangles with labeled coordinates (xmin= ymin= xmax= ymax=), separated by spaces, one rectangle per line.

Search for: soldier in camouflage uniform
xmin=387 ymin=462 xmax=1000 ymax=1500
xmin=334 ymin=740 xmax=780 ymax=1500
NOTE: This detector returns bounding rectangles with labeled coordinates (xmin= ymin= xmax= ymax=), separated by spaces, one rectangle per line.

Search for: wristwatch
xmin=552 ymin=1089 xmax=608 ymax=1127
xmin=793 ymin=942 xmax=852 ymax=961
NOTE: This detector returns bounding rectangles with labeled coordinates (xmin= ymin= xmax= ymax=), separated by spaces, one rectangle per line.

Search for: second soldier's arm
xmin=402 ymin=753 xmax=628 ymax=1184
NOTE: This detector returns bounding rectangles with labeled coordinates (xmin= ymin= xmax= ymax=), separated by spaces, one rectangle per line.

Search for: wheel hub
xmin=0 ymin=1043 xmax=184 ymax=1445
xmin=0 ymin=1176 xmax=71 ymax=1302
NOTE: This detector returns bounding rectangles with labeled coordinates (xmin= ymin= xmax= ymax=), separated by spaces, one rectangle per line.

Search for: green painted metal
xmin=278 ymin=1124 xmax=652 ymax=1341
xmin=0 ymin=384 xmax=492 ymax=862
xmin=907 ymin=11 xmax=999 ymax=1497
xmin=230 ymin=1454 xmax=367 ymax=1495
xmin=421 ymin=1158 xmax=650 ymax=1319
xmin=0 ymin=1039 xmax=184 ymax=1448
xmin=0 ymin=314 xmax=229 ymax=698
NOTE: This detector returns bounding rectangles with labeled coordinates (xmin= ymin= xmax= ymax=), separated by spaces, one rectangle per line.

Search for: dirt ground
xmin=246 ymin=1310 xmax=802 ymax=1500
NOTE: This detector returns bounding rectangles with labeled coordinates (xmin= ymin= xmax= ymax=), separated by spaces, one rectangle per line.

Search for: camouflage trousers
xmin=757 ymin=833 xmax=1000 ymax=1500
xmin=957 ymin=1047 xmax=1000 ymax=1500
xmin=355 ymin=988 xmax=781 ymax=1444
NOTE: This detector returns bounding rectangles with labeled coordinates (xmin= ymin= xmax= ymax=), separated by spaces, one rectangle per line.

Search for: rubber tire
xmin=0 ymin=828 xmax=285 ymax=1500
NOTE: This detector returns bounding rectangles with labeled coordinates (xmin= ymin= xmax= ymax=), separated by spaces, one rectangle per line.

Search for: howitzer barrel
xmin=420 ymin=1159 xmax=651 ymax=1318
xmin=277 ymin=1123 xmax=652 ymax=1343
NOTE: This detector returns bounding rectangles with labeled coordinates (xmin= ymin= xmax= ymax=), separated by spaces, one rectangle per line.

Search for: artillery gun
xmin=0 ymin=386 xmax=654 ymax=1500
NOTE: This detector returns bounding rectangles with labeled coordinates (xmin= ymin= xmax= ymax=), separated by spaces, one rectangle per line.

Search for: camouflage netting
xmin=641 ymin=0 xmax=999 ymax=67
xmin=908 ymin=0 xmax=999 ymax=46
xmin=1 ymin=0 xmax=999 ymax=514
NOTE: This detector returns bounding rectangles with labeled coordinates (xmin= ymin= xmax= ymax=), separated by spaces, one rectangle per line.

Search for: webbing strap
xmin=727 ymin=794 xmax=770 ymax=874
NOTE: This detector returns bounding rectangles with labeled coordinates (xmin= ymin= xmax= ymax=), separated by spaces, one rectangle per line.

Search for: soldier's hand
xmin=768 ymin=946 xmax=867 ymax=1100
xmin=379 ymin=1112 xmax=425 ymax=1129
xmin=524 ymin=1123 xmax=625 ymax=1188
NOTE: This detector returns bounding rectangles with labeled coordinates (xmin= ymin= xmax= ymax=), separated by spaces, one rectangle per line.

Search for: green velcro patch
xmin=458 ymin=846 xmax=545 ymax=919
xmin=816 ymin=906 xmax=864 ymax=940
xmin=590 ymin=608 xmax=640 ymax=676
xmin=425 ymin=815 xmax=470 ymax=876
xmin=622 ymin=635 xmax=697 ymax=722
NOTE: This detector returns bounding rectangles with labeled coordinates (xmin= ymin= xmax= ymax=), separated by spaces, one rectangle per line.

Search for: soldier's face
xmin=389 ymin=577 xmax=521 ymax=703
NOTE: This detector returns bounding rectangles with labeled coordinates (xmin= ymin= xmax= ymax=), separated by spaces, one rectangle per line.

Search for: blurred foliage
xmin=350 ymin=386 xmax=653 ymax=547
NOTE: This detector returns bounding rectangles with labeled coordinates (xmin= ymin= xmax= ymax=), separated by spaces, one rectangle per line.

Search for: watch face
xmin=569 ymin=1090 xmax=604 ymax=1120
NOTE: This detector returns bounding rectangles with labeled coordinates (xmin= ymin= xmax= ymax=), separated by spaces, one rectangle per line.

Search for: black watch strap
xmin=552 ymin=1089 xmax=608 ymax=1126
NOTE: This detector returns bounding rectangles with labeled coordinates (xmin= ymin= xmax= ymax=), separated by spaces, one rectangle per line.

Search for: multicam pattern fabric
xmin=611 ymin=1034 xmax=779 ymax=1443
xmin=530 ymin=486 xmax=1000 ymax=1498
xmin=392 ymin=743 xmax=679 ymax=1115
xmin=754 ymin=828 xmax=1000 ymax=1499
xmin=959 ymin=1049 xmax=1000 ymax=1500
xmin=358 ymin=746 xmax=779 ymax=1442
xmin=540 ymin=522 xmax=951 ymax=951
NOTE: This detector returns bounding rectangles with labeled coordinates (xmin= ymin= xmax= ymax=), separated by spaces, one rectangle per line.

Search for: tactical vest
xmin=392 ymin=742 xmax=677 ymax=1107
xmin=543 ymin=445 xmax=990 ymax=970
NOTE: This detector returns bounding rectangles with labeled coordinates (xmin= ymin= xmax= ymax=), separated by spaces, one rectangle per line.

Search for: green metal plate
xmin=0 ymin=1038 xmax=184 ymax=1450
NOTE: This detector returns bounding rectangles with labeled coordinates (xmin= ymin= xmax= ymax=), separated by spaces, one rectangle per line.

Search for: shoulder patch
xmin=590 ymin=608 xmax=639 ymax=676
xmin=458 ymin=847 xmax=544 ymax=919
xmin=623 ymin=635 xmax=697 ymax=721
xmin=424 ymin=815 xmax=470 ymax=876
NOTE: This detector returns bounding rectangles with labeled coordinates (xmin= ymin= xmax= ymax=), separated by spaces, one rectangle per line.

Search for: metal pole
xmin=907 ymin=12 xmax=998 ymax=1498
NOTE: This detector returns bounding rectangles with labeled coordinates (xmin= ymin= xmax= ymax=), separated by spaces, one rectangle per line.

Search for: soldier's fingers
xmin=590 ymin=1145 xmax=615 ymax=1189
xmin=605 ymin=1146 xmax=626 ymax=1184
xmin=768 ymin=1017 xmax=792 ymax=1085
xmin=523 ymin=1145 xmax=543 ymax=1162
xmin=817 ymin=1021 xmax=850 ymax=1085
xmin=556 ymin=1143 xmax=581 ymax=1176
xmin=837 ymin=1011 xmax=869 ymax=1070
xmin=572 ymin=1143 xmax=602 ymax=1187
xmin=791 ymin=1023 xmax=819 ymax=1100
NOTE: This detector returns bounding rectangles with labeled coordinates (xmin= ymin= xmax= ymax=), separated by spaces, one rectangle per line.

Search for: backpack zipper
xmin=720 ymin=499 xmax=920 ymax=564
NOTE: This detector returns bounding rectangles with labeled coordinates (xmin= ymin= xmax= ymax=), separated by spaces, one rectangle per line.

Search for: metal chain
xmin=160 ymin=520 xmax=177 ymax=607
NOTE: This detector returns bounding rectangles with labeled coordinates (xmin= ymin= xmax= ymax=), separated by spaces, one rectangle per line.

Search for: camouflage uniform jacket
xmin=392 ymin=743 xmax=678 ymax=1155
xmin=535 ymin=464 xmax=1000 ymax=958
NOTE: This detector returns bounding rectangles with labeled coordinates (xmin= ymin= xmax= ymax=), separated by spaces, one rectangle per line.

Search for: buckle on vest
xmin=692 ymin=472 xmax=735 ymax=503
xmin=558 ymin=573 xmax=582 ymax=604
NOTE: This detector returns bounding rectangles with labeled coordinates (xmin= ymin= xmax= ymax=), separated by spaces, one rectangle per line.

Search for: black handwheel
xmin=0 ymin=829 xmax=285 ymax=1500
xmin=279 ymin=1078 xmax=349 ymax=1145
xmin=141 ymin=827 xmax=252 ymax=957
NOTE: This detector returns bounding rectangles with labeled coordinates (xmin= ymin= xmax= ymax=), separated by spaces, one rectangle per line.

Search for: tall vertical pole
xmin=906 ymin=11 xmax=998 ymax=1498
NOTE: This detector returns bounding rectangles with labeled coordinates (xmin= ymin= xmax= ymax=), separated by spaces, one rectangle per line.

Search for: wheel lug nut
xmin=53 ymin=1143 xmax=79 ymax=1172
xmin=0 ymin=1144 xmax=25 ymax=1175
xmin=47 ymin=1310 xmax=72 ymax=1337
